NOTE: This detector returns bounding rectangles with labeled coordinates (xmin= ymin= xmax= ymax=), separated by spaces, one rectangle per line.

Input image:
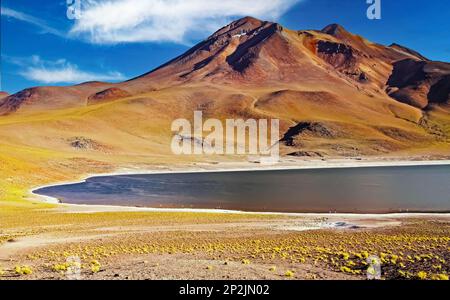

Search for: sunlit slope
xmin=0 ymin=17 xmax=449 ymax=203
xmin=0 ymin=82 xmax=448 ymax=203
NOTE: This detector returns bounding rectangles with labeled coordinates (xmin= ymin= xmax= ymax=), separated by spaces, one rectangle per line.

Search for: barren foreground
xmin=1 ymin=16 xmax=449 ymax=281
xmin=1 ymin=202 xmax=449 ymax=280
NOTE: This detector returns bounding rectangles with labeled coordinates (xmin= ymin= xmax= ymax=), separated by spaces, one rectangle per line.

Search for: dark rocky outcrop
xmin=88 ymin=88 xmax=131 ymax=104
xmin=281 ymin=122 xmax=339 ymax=146
xmin=387 ymin=59 xmax=450 ymax=109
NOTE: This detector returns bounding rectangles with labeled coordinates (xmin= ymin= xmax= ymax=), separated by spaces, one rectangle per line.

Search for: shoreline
xmin=52 ymin=204 xmax=450 ymax=218
xmin=29 ymin=158 xmax=450 ymax=216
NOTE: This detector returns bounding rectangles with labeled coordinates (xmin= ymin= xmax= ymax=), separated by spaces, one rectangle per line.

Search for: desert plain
xmin=1 ymin=17 xmax=449 ymax=280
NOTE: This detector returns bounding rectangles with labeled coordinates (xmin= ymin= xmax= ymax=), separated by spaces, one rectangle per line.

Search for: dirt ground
xmin=1 ymin=208 xmax=449 ymax=280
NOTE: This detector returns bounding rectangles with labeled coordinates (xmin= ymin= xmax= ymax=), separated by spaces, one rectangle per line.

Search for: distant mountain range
xmin=1 ymin=17 xmax=449 ymax=158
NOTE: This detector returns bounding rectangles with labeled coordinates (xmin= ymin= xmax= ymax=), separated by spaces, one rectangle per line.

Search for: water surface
xmin=35 ymin=165 xmax=450 ymax=213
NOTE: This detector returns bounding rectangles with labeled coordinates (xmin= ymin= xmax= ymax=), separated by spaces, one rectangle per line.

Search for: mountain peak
xmin=211 ymin=16 xmax=269 ymax=39
xmin=234 ymin=16 xmax=263 ymax=25
xmin=389 ymin=43 xmax=429 ymax=61
xmin=321 ymin=23 xmax=349 ymax=36
xmin=4 ymin=17 xmax=446 ymax=117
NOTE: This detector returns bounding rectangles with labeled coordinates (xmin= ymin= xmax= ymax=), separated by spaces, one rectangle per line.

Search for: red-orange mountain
xmin=0 ymin=17 xmax=449 ymax=158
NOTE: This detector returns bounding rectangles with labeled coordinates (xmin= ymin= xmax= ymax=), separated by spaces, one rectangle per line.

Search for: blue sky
xmin=1 ymin=0 xmax=449 ymax=94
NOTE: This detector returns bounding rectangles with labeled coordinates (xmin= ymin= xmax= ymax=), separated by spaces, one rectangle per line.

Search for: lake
xmin=34 ymin=165 xmax=450 ymax=213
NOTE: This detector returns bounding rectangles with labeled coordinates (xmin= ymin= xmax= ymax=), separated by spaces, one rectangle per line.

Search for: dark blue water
xmin=35 ymin=165 xmax=450 ymax=213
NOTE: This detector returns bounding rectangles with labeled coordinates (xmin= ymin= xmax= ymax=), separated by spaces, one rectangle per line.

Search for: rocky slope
xmin=0 ymin=16 xmax=449 ymax=159
xmin=387 ymin=59 xmax=450 ymax=109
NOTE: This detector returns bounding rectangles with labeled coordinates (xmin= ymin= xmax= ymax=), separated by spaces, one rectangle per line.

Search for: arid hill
xmin=0 ymin=16 xmax=449 ymax=163
xmin=389 ymin=43 xmax=429 ymax=61
xmin=0 ymin=92 xmax=9 ymax=107
xmin=87 ymin=88 xmax=131 ymax=105
xmin=387 ymin=59 xmax=450 ymax=109
xmin=0 ymin=82 xmax=111 ymax=115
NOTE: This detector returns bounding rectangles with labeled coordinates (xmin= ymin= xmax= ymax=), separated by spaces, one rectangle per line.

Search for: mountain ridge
xmin=2 ymin=16 xmax=447 ymax=117
xmin=2 ymin=16 xmax=448 ymax=116
xmin=0 ymin=16 xmax=448 ymax=158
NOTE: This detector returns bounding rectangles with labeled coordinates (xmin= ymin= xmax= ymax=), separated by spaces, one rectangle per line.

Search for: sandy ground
xmin=1 ymin=210 xmax=449 ymax=280
xmin=0 ymin=215 xmax=403 ymax=259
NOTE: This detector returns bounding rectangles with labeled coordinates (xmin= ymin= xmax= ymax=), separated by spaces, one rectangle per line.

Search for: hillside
xmin=0 ymin=16 xmax=449 ymax=201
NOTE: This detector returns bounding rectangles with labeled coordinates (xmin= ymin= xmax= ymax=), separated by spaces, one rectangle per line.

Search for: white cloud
xmin=6 ymin=55 xmax=126 ymax=84
xmin=1 ymin=7 xmax=65 ymax=37
xmin=70 ymin=0 xmax=301 ymax=44
xmin=23 ymin=66 xmax=126 ymax=84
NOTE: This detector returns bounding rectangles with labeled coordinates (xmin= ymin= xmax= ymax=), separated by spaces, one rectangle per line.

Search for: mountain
xmin=2 ymin=17 xmax=446 ymax=115
xmin=0 ymin=82 xmax=111 ymax=115
xmin=0 ymin=91 xmax=9 ymax=103
xmin=125 ymin=18 xmax=432 ymax=92
xmin=389 ymin=43 xmax=429 ymax=61
xmin=387 ymin=59 xmax=450 ymax=109
xmin=0 ymin=17 xmax=449 ymax=161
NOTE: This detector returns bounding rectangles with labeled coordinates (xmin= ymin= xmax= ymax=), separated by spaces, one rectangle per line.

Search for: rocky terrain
xmin=0 ymin=16 xmax=449 ymax=202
